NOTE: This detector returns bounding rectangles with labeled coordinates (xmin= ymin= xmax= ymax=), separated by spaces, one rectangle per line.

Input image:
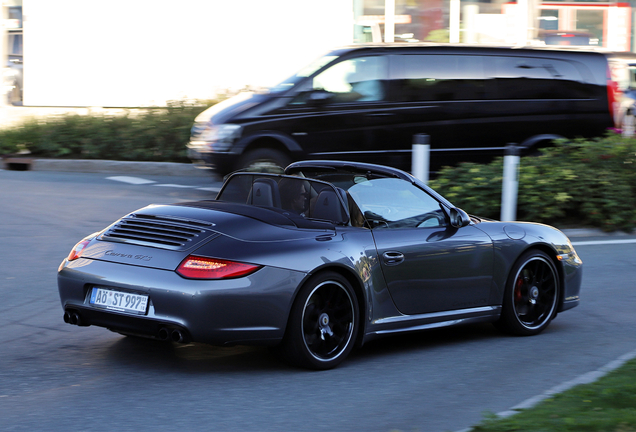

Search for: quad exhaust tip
xmin=158 ymin=327 xmax=188 ymax=344
xmin=171 ymin=328 xmax=185 ymax=343
xmin=63 ymin=310 xmax=82 ymax=326
xmin=158 ymin=327 xmax=170 ymax=341
xmin=63 ymin=311 xmax=188 ymax=343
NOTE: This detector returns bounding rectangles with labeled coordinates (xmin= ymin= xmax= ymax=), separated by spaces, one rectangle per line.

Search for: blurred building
xmin=353 ymin=0 xmax=632 ymax=50
xmin=2 ymin=0 xmax=353 ymax=107
xmin=2 ymin=0 xmax=635 ymax=108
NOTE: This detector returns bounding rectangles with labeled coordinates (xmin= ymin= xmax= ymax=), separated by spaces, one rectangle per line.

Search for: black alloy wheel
xmin=278 ymin=271 xmax=358 ymax=370
xmin=497 ymin=250 xmax=559 ymax=336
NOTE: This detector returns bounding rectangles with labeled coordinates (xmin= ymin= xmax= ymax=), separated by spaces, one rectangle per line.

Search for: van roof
xmin=330 ymin=42 xmax=624 ymax=57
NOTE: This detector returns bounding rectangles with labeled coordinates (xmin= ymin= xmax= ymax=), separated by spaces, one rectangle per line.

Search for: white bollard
xmin=411 ymin=134 xmax=430 ymax=184
xmin=501 ymin=144 xmax=520 ymax=221
xmin=623 ymin=113 xmax=635 ymax=137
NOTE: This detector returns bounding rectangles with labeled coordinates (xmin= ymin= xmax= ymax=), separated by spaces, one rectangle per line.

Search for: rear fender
xmin=519 ymin=134 xmax=564 ymax=152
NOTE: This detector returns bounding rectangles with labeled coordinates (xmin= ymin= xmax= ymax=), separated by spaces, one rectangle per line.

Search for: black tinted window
xmin=391 ymin=54 xmax=487 ymax=102
xmin=491 ymin=56 xmax=591 ymax=99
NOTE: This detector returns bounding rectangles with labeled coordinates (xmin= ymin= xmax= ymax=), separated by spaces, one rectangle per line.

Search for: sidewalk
xmin=2 ymin=157 xmax=211 ymax=177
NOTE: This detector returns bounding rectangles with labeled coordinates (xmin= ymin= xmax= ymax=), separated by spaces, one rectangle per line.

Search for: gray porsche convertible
xmin=58 ymin=161 xmax=582 ymax=369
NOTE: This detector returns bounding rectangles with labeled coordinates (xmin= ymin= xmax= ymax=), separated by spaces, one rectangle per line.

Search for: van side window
xmin=391 ymin=55 xmax=487 ymax=102
xmin=491 ymin=57 xmax=591 ymax=99
xmin=291 ymin=56 xmax=388 ymax=105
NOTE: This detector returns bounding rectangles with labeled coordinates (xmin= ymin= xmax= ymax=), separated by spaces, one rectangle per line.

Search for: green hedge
xmin=429 ymin=133 xmax=636 ymax=232
xmin=0 ymin=100 xmax=216 ymax=162
xmin=2 ymin=104 xmax=634 ymax=232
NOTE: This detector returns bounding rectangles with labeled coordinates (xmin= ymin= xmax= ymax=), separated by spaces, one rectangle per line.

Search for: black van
xmin=188 ymin=44 xmax=625 ymax=175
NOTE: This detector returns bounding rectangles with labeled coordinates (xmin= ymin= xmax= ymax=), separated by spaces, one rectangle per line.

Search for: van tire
xmin=237 ymin=148 xmax=292 ymax=173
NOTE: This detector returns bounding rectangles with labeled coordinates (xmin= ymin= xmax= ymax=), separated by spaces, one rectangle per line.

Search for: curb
xmin=2 ymin=157 xmax=212 ymax=177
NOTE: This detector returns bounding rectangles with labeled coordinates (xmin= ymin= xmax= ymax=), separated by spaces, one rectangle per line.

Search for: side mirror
xmin=449 ymin=208 xmax=471 ymax=228
xmin=307 ymin=89 xmax=332 ymax=105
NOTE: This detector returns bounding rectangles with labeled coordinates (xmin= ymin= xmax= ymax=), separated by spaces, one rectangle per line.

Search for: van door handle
xmin=367 ymin=113 xmax=395 ymax=117
xmin=382 ymin=251 xmax=405 ymax=265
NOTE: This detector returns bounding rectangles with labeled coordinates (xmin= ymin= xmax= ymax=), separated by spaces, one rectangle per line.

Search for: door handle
xmin=382 ymin=251 xmax=405 ymax=265
xmin=366 ymin=112 xmax=395 ymax=117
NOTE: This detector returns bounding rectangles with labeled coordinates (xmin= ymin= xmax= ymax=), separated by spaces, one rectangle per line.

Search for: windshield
xmin=281 ymin=168 xmax=446 ymax=229
xmin=216 ymin=173 xmax=349 ymax=225
xmin=269 ymin=55 xmax=339 ymax=93
xmin=348 ymin=178 xmax=445 ymax=228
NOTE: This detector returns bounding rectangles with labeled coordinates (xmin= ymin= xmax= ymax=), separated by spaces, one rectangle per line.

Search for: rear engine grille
xmin=100 ymin=214 xmax=215 ymax=250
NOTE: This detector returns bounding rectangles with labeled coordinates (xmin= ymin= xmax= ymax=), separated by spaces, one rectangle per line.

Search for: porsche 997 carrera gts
xmin=58 ymin=161 xmax=582 ymax=369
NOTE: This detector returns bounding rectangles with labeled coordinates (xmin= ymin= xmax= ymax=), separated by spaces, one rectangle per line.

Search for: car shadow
xmin=104 ymin=335 xmax=289 ymax=373
xmin=351 ymin=322 xmax=503 ymax=361
xmin=102 ymin=322 xmax=506 ymax=373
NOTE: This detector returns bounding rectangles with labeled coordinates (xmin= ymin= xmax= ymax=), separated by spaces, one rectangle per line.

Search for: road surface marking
xmin=572 ymin=239 xmax=636 ymax=246
xmin=197 ymin=187 xmax=221 ymax=192
xmin=107 ymin=176 xmax=156 ymax=185
xmin=152 ymin=184 xmax=196 ymax=188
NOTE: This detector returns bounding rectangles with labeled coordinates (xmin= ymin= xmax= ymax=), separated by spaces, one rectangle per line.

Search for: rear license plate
xmin=89 ymin=287 xmax=148 ymax=315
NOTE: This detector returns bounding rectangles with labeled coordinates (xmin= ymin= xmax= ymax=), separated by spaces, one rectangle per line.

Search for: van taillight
xmin=607 ymin=65 xmax=621 ymax=127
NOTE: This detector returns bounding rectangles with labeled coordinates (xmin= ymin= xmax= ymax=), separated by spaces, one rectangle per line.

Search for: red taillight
xmin=67 ymin=239 xmax=91 ymax=261
xmin=607 ymin=65 xmax=622 ymax=126
xmin=176 ymin=256 xmax=261 ymax=279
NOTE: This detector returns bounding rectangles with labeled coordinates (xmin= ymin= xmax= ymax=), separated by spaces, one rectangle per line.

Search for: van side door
xmin=385 ymin=53 xmax=493 ymax=169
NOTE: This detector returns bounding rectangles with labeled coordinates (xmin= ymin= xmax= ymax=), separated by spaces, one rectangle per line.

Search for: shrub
xmin=429 ymin=133 xmax=636 ymax=232
xmin=0 ymin=100 xmax=217 ymax=162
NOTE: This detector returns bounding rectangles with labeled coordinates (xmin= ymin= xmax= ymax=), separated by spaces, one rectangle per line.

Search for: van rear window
xmin=491 ymin=57 xmax=592 ymax=100
xmin=390 ymin=54 xmax=592 ymax=102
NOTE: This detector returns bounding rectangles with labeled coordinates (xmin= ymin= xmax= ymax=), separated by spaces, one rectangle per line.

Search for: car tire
xmin=496 ymin=250 xmax=559 ymax=336
xmin=278 ymin=271 xmax=359 ymax=370
xmin=236 ymin=148 xmax=291 ymax=173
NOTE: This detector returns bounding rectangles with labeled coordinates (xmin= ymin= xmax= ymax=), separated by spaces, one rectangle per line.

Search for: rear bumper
xmin=58 ymin=258 xmax=306 ymax=346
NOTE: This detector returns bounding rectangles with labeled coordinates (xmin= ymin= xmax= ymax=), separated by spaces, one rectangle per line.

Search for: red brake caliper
xmin=515 ymin=277 xmax=523 ymax=302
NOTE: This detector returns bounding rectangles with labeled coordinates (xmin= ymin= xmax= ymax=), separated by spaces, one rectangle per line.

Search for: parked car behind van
xmin=607 ymin=52 xmax=636 ymax=136
xmin=188 ymin=44 xmax=625 ymax=175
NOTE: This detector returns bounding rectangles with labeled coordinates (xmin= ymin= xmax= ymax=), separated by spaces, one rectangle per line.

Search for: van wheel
xmin=237 ymin=148 xmax=291 ymax=173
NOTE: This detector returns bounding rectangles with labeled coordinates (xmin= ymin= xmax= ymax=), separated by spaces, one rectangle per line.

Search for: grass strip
xmin=470 ymin=357 xmax=636 ymax=431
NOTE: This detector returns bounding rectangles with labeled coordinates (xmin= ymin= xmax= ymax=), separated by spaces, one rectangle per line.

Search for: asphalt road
xmin=1 ymin=169 xmax=635 ymax=432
